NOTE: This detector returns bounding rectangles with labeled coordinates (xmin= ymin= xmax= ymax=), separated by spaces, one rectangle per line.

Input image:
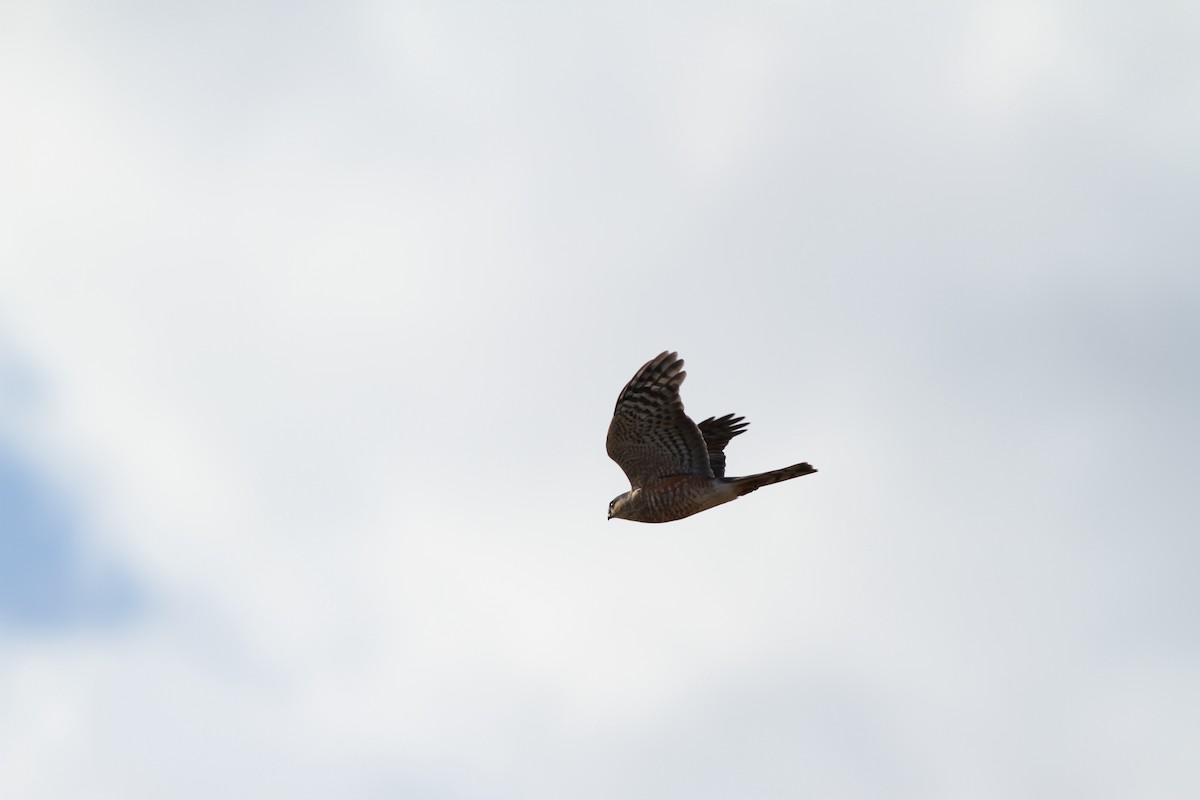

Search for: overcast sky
xmin=3 ymin=1 xmax=1199 ymax=798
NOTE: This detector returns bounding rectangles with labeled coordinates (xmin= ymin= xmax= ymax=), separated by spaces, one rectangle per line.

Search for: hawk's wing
xmin=606 ymin=351 xmax=713 ymax=488
xmin=697 ymin=413 xmax=749 ymax=478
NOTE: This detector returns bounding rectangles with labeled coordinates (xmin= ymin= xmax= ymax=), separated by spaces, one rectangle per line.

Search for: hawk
xmin=606 ymin=351 xmax=816 ymax=523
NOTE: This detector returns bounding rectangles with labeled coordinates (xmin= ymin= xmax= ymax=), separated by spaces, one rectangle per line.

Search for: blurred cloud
xmin=2 ymin=0 xmax=1199 ymax=798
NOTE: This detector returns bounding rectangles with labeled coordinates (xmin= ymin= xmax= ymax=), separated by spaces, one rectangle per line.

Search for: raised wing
xmin=697 ymin=413 xmax=749 ymax=478
xmin=606 ymin=351 xmax=712 ymax=488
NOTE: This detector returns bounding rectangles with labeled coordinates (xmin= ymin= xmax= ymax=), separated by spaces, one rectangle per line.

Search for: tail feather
xmin=729 ymin=462 xmax=817 ymax=497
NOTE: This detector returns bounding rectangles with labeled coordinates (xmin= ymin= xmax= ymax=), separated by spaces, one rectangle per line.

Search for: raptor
xmin=606 ymin=351 xmax=817 ymax=523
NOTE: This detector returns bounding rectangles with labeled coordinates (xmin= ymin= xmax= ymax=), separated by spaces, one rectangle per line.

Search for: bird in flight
xmin=606 ymin=351 xmax=817 ymax=523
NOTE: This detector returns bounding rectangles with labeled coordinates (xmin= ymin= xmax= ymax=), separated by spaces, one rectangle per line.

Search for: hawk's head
xmin=607 ymin=489 xmax=637 ymax=520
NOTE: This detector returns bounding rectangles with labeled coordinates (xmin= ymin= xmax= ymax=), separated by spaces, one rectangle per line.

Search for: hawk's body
xmin=606 ymin=352 xmax=816 ymax=523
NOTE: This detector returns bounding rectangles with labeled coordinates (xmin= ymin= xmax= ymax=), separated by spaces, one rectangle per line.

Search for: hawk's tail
xmin=728 ymin=462 xmax=817 ymax=497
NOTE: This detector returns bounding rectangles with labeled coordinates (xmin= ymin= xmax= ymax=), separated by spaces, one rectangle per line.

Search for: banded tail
xmin=728 ymin=462 xmax=817 ymax=497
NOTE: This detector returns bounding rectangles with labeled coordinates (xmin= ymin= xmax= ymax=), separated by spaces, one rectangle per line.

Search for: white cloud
xmin=2 ymin=1 xmax=1198 ymax=798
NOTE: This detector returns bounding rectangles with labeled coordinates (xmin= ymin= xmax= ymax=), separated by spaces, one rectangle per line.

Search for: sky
xmin=3 ymin=1 xmax=1199 ymax=798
